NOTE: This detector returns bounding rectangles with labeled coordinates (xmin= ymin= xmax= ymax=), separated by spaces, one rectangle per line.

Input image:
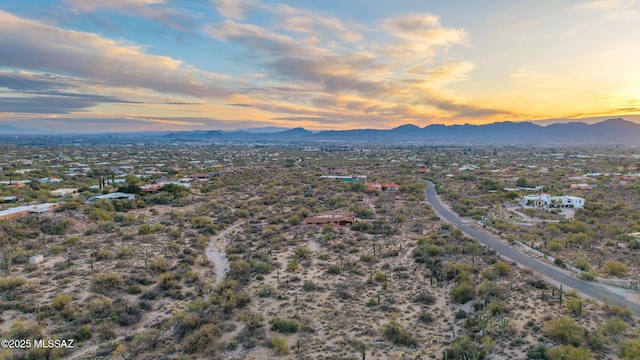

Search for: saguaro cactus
xmin=559 ymin=285 xmax=563 ymax=306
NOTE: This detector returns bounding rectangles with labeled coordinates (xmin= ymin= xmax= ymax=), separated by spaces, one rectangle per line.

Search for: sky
xmin=1 ymin=0 xmax=639 ymax=133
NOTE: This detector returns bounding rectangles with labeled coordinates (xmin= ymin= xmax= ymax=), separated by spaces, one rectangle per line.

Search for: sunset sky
xmin=1 ymin=0 xmax=639 ymax=132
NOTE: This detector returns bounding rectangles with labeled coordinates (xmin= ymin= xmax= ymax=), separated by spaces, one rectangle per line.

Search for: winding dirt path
xmin=205 ymin=221 xmax=243 ymax=284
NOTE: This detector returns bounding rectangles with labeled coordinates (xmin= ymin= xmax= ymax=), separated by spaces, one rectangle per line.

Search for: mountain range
xmin=3 ymin=118 xmax=640 ymax=145
xmin=164 ymin=118 xmax=640 ymax=145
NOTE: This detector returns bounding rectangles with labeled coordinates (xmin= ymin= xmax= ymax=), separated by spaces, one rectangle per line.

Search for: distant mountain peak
xmin=392 ymin=124 xmax=421 ymax=132
xmin=279 ymin=127 xmax=312 ymax=135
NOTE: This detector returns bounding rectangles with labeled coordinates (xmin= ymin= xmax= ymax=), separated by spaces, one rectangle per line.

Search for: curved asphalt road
xmin=423 ymin=180 xmax=640 ymax=316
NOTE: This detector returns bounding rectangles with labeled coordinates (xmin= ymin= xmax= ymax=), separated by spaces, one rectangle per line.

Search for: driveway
xmin=423 ymin=180 xmax=640 ymax=317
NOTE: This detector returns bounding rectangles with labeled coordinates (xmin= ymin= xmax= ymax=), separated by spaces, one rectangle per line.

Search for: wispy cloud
xmin=60 ymin=0 xmax=198 ymax=30
xmin=210 ymin=0 xmax=260 ymax=20
xmin=0 ymin=11 xmax=231 ymax=100
xmin=575 ymin=0 xmax=635 ymax=10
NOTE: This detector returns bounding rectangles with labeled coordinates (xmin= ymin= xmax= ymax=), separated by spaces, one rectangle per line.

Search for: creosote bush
xmin=382 ymin=319 xmax=417 ymax=347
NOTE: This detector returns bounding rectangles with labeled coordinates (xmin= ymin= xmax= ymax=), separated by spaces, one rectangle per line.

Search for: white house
xmin=89 ymin=192 xmax=136 ymax=201
xmin=522 ymin=194 xmax=584 ymax=209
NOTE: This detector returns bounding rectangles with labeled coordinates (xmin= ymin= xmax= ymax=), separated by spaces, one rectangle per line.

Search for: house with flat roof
xmin=140 ymin=184 xmax=165 ymax=193
xmin=0 ymin=203 xmax=60 ymax=220
xmin=89 ymin=192 xmax=136 ymax=201
xmin=304 ymin=214 xmax=356 ymax=226
xmin=522 ymin=194 xmax=584 ymax=209
xmin=51 ymin=188 xmax=79 ymax=197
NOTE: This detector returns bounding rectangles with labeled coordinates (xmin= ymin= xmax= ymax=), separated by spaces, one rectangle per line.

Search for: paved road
xmin=423 ymin=180 xmax=640 ymax=316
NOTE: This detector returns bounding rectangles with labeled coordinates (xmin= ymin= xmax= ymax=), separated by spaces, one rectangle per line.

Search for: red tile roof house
xmin=140 ymin=184 xmax=165 ymax=193
xmin=304 ymin=214 xmax=356 ymax=226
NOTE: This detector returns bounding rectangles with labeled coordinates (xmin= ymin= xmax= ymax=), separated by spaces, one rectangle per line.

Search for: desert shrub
xmin=327 ymin=265 xmax=341 ymax=274
xmin=95 ymin=248 xmax=111 ymax=260
xmin=258 ymin=284 xmax=275 ymax=298
xmin=286 ymin=260 xmax=299 ymax=274
xmin=586 ymin=331 xmax=609 ymax=352
xmin=606 ymin=304 xmax=633 ymax=319
xmin=10 ymin=321 xmax=43 ymax=339
xmin=548 ymin=240 xmax=564 ymax=251
xmin=455 ymin=310 xmax=468 ymax=319
xmin=579 ymin=271 xmax=596 ymax=281
xmin=487 ymin=300 xmax=509 ymax=316
xmin=138 ymin=224 xmax=152 ymax=235
xmin=604 ymin=261 xmax=628 ymax=277
xmin=618 ymin=338 xmax=640 ymax=360
xmin=183 ymin=324 xmax=221 ymax=354
xmin=270 ymin=318 xmax=299 ymax=333
xmin=0 ymin=277 xmax=26 ymax=291
xmin=66 ymin=236 xmax=81 ymax=246
xmin=302 ymin=280 xmax=320 ymax=292
xmin=412 ymin=244 xmax=444 ymax=263
xmin=74 ymin=325 xmax=92 ymax=341
xmin=40 ymin=218 xmax=72 ymax=235
xmin=600 ymin=317 xmax=629 ymax=336
xmin=127 ymin=285 xmax=143 ymax=295
xmin=544 ymin=317 xmax=584 ymax=346
xmin=382 ymin=320 xmax=417 ymax=347
xmin=149 ymin=258 xmax=170 ymax=272
xmin=493 ymin=262 xmax=511 ymax=277
xmin=526 ymin=345 xmax=548 ymax=359
xmin=414 ymin=291 xmax=435 ymax=305
xmin=574 ymin=257 xmax=589 ymax=271
xmin=50 ymin=245 xmax=65 ymax=255
xmin=228 ymin=260 xmax=251 ymax=283
xmin=451 ymin=282 xmax=475 ymax=304
xmin=251 ymin=260 xmax=271 ymax=274
xmin=444 ymin=336 xmax=486 ymax=360
xmin=271 ymin=336 xmax=289 ymax=355
xmin=51 ymin=294 xmax=73 ymax=311
xmin=418 ymin=310 xmax=434 ymax=324
xmin=333 ymin=283 xmax=352 ymax=299
xmin=565 ymin=299 xmax=584 ymax=316
xmin=293 ymin=245 xmax=311 ymax=260
xmin=366 ymin=298 xmax=377 ymax=307
xmin=546 ymin=345 xmax=593 ymax=360
xmin=194 ymin=235 xmax=209 ymax=250
xmin=92 ymin=272 xmax=124 ymax=294
xmin=478 ymin=282 xmax=505 ymax=302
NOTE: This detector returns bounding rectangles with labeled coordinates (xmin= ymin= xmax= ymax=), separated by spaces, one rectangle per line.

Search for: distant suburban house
xmin=304 ymin=214 xmax=356 ymax=226
xmin=503 ymin=186 xmax=544 ymax=192
xmin=140 ymin=184 xmax=165 ymax=193
xmin=522 ymin=194 xmax=584 ymax=209
xmin=569 ymin=183 xmax=591 ymax=191
xmin=188 ymin=173 xmax=210 ymax=182
xmin=0 ymin=203 xmax=60 ymax=220
xmin=89 ymin=192 xmax=136 ymax=201
xmin=1 ymin=196 xmax=17 ymax=203
xmin=40 ymin=177 xmax=62 ymax=183
xmin=51 ymin=188 xmax=79 ymax=197
xmin=366 ymin=182 xmax=400 ymax=191
xmin=320 ymin=175 xmax=367 ymax=183
xmin=160 ymin=181 xmax=191 ymax=188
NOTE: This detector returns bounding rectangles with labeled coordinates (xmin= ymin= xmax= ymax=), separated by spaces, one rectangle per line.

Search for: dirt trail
xmin=205 ymin=221 xmax=243 ymax=284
